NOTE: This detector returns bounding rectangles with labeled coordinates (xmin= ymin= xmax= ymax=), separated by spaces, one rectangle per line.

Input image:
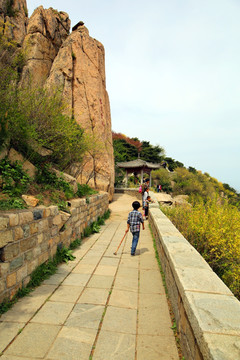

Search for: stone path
xmin=0 ymin=193 xmax=179 ymax=360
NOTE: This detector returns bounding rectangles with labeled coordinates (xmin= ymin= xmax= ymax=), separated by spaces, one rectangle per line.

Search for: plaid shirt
xmin=127 ymin=210 xmax=144 ymax=233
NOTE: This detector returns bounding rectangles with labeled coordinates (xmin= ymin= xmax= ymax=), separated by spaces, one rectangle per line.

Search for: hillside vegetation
xmin=113 ymin=131 xmax=240 ymax=207
xmin=0 ymin=23 xmax=96 ymax=210
xmin=162 ymin=199 xmax=240 ymax=299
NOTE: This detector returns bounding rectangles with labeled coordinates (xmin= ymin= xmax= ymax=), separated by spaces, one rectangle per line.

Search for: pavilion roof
xmin=116 ymin=159 xmax=161 ymax=169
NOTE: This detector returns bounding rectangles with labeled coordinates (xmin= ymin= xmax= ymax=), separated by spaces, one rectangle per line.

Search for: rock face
xmin=21 ymin=6 xmax=70 ymax=86
xmin=0 ymin=0 xmax=28 ymax=45
xmin=46 ymin=23 xmax=114 ymax=198
xmin=1 ymin=1 xmax=115 ymax=199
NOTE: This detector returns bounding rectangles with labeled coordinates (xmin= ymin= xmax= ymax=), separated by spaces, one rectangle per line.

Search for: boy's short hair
xmin=132 ymin=201 xmax=141 ymax=210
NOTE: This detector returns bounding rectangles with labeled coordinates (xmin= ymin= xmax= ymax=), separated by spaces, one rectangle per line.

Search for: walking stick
xmin=113 ymin=231 xmax=128 ymax=255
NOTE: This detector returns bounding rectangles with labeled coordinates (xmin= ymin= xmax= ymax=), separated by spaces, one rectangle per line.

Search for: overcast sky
xmin=28 ymin=0 xmax=240 ymax=191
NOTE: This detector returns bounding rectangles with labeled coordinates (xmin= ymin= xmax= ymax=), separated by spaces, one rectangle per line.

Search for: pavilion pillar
xmin=150 ymin=171 xmax=152 ymax=187
xmin=126 ymin=170 xmax=128 ymax=187
xmin=141 ymin=169 xmax=143 ymax=184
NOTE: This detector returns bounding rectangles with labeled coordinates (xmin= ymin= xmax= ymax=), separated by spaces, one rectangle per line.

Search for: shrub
xmin=0 ymin=158 xmax=30 ymax=197
xmin=162 ymin=198 xmax=240 ymax=299
xmin=0 ymin=29 xmax=87 ymax=172
xmin=0 ymin=198 xmax=26 ymax=210
xmin=151 ymin=168 xmax=172 ymax=193
xmin=76 ymin=183 xmax=97 ymax=198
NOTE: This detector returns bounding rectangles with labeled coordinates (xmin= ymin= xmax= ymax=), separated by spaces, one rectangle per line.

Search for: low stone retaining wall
xmin=148 ymin=196 xmax=240 ymax=360
xmin=0 ymin=192 xmax=109 ymax=303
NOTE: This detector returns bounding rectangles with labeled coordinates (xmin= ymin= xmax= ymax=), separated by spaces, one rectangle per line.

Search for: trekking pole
xmin=113 ymin=231 xmax=128 ymax=255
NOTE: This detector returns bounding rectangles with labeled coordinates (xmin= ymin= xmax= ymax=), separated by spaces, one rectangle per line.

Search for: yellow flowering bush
xmin=162 ymin=198 xmax=240 ymax=299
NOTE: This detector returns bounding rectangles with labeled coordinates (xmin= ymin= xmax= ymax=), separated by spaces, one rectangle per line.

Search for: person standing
xmin=141 ymin=178 xmax=149 ymax=208
xmin=144 ymin=195 xmax=154 ymax=219
xmin=142 ymin=187 xmax=149 ymax=210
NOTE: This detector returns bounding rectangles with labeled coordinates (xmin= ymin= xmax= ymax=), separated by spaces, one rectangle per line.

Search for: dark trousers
xmin=131 ymin=231 xmax=140 ymax=255
xmin=144 ymin=206 xmax=149 ymax=217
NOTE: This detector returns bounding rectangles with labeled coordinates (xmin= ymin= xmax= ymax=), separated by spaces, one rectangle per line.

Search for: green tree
xmin=113 ymin=138 xmax=138 ymax=162
xmin=151 ymin=168 xmax=172 ymax=193
xmin=140 ymin=141 xmax=165 ymax=163
xmin=164 ymin=157 xmax=184 ymax=171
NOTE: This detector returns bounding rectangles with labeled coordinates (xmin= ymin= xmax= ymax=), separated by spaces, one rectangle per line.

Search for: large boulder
xmin=21 ymin=6 xmax=70 ymax=86
xmin=173 ymin=195 xmax=190 ymax=207
xmin=8 ymin=148 xmax=37 ymax=178
xmin=154 ymin=193 xmax=174 ymax=205
xmin=46 ymin=22 xmax=114 ymax=199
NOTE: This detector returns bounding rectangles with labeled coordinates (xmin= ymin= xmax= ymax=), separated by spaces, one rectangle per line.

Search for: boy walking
xmin=126 ymin=201 xmax=144 ymax=256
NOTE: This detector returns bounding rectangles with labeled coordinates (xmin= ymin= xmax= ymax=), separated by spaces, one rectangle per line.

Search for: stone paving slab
xmin=72 ymin=263 xmax=96 ymax=274
xmin=77 ymin=287 xmax=109 ymax=305
xmin=49 ymin=285 xmax=84 ymax=303
xmin=93 ymin=330 xmax=136 ymax=360
xmin=87 ymin=274 xmax=114 ymax=289
xmin=42 ymin=273 xmax=67 ymax=285
xmin=80 ymin=255 xmax=102 ymax=265
xmin=61 ymin=273 xmax=91 ymax=287
xmin=5 ymin=323 xmax=61 ymax=358
xmin=137 ymin=334 xmax=179 ymax=360
xmin=0 ymin=322 xmax=25 ymax=352
xmin=114 ymin=274 xmax=139 ymax=292
xmin=117 ymin=266 xmax=138 ymax=279
xmin=119 ymin=257 xmax=139 ymax=268
xmin=138 ymin=293 xmax=173 ymax=336
xmin=109 ymin=288 xmax=138 ymax=309
xmin=139 ymin=268 xmax=165 ymax=294
xmin=101 ymin=306 xmax=137 ymax=334
xmin=46 ymin=327 xmax=97 ymax=360
xmin=65 ymin=303 xmax=105 ymax=330
xmin=30 ymin=301 xmax=74 ymax=325
xmin=99 ymin=256 xmax=120 ymax=266
xmin=94 ymin=264 xmax=118 ymax=276
xmin=139 ymin=254 xmax=159 ymax=270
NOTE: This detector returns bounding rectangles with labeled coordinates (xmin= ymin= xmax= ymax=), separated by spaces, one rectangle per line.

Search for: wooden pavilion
xmin=116 ymin=159 xmax=161 ymax=187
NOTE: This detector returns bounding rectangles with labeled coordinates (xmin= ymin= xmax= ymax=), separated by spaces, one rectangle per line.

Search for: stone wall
xmin=148 ymin=195 xmax=240 ymax=360
xmin=0 ymin=192 xmax=109 ymax=303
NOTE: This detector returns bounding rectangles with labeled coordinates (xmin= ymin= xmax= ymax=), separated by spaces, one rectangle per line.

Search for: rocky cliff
xmin=1 ymin=1 xmax=114 ymax=199
xmin=21 ymin=6 xmax=70 ymax=86
xmin=0 ymin=0 xmax=28 ymax=45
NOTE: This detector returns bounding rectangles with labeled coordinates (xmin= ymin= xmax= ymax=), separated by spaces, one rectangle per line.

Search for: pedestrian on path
xmin=142 ymin=187 xmax=149 ymax=209
xmin=141 ymin=178 xmax=149 ymax=208
xmin=126 ymin=201 xmax=145 ymax=256
xmin=144 ymin=195 xmax=154 ymax=219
